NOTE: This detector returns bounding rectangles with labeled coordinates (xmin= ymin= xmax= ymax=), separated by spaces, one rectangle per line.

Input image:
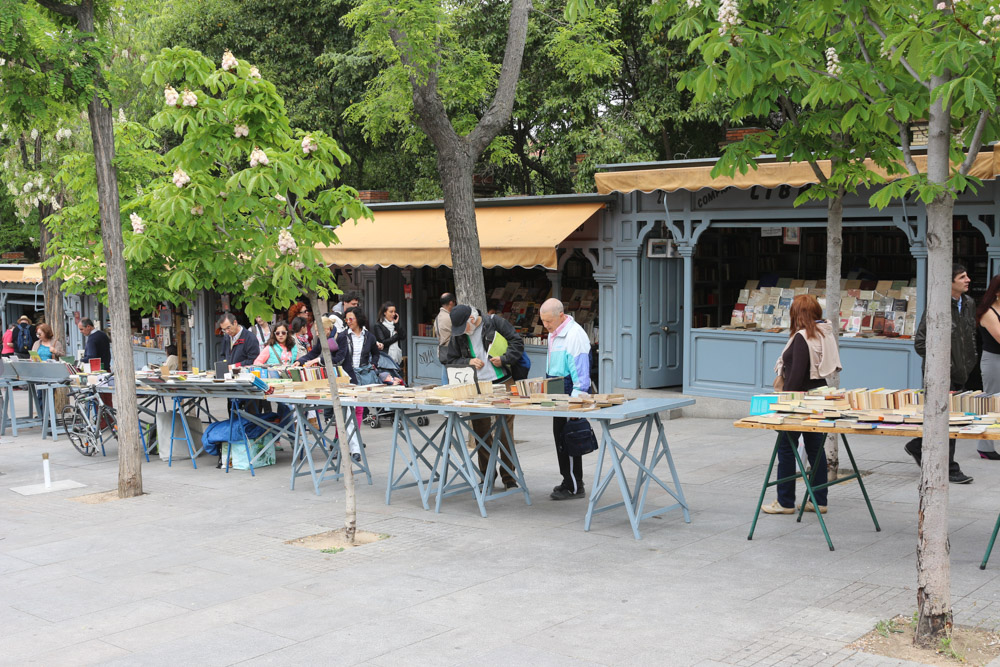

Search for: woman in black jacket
xmin=332 ymin=307 xmax=380 ymax=385
xmin=373 ymin=301 xmax=405 ymax=367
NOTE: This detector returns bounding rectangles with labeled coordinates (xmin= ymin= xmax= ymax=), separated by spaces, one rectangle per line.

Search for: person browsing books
xmin=540 ymin=298 xmax=592 ymax=501
xmin=442 ymin=304 xmax=524 ymax=490
xmin=976 ymin=273 xmax=1000 ymax=460
xmin=903 ymin=264 xmax=976 ymax=483
xmin=253 ymin=323 xmax=301 ymax=366
xmin=761 ymin=294 xmax=842 ymax=515
xmin=434 ymin=293 xmax=456 ymax=385
xmin=78 ymin=318 xmax=111 ymax=371
xmin=31 ymin=323 xmax=65 ymax=361
xmin=217 ymin=312 xmax=260 ymax=368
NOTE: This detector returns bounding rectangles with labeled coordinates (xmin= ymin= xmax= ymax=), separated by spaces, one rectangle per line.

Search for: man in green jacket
xmin=904 ymin=263 xmax=976 ymax=484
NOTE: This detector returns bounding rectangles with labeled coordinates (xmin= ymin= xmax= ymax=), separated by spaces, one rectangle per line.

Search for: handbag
xmin=355 ymin=366 xmax=379 ymax=386
xmin=559 ymin=418 xmax=599 ymax=457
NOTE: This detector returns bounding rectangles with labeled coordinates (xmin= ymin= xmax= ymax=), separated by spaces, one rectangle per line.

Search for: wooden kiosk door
xmin=639 ymin=254 xmax=683 ymax=388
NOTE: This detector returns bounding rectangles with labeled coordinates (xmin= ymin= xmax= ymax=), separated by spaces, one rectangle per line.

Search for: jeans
xmin=775 ymin=430 xmax=828 ymax=508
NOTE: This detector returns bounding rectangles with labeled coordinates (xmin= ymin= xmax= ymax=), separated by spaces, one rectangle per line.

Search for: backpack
xmin=14 ymin=324 xmax=32 ymax=354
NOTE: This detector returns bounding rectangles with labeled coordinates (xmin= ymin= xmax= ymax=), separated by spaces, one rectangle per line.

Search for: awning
xmin=595 ymin=144 xmax=1000 ymax=194
xmin=318 ymin=202 xmax=605 ymax=269
xmin=0 ymin=264 xmax=42 ymax=284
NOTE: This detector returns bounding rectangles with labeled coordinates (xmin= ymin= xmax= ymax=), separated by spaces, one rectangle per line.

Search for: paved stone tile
xmin=21 ymin=638 xmax=132 ymax=666
xmin=104 ymin=622 xmax=294 ymax=666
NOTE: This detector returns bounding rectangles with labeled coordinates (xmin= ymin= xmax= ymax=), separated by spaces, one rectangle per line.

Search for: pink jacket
xmin=1 ymin=328 xmax=13 ymax=355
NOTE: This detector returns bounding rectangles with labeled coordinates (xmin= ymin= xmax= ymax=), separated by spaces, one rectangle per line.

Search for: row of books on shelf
xmin=722 ymin=279 xmax=918 ymax=336
xmin=742 ymin=388 xmax=1000 ymax=434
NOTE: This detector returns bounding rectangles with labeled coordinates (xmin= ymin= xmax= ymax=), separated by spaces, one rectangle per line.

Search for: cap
xmin=450 ymin=304 xmax=472 ymax=330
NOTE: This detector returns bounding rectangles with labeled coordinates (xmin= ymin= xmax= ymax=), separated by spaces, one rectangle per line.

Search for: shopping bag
xmin=221 ymin=436 xmax=276 ymax=470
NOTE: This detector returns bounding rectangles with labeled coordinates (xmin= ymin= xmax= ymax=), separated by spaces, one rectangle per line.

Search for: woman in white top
xmin=252 ymin=316 xmax=271 ymax=350
xmin=374 ymin=301 xmax=405 ymax=366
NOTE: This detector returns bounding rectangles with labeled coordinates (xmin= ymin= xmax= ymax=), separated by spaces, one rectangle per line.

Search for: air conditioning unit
xmin=646 ymin=238 xmax=678 ymax=259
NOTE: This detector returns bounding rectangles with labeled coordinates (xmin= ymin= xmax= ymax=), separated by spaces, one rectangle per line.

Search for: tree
xmin=0 ymin=0 xmax=147 ymax=498
xmin=344 ymin=0 xmax=532 ymax=311
xmin=136 ymin=46 xmax=369 ymax=541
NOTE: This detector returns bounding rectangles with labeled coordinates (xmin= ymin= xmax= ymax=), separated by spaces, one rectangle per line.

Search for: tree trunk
xmin=39 ymin=214 xmax=68 ymax=413
xmin=914 ymin=73 xmax=954 ymax=646
xmin=313 ymin=291 xmax=356 ymax=543
xmin=438 ymin=150 xmax=487 ymax=312
xmin=78 ymin=3 xmax=143 ymax=499
xmin=824 ymin=191 xmax=844 ymax=481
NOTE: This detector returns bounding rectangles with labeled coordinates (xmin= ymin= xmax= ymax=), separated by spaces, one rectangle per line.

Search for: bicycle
xmin=62 ymin=375 xmax=118 ymax=457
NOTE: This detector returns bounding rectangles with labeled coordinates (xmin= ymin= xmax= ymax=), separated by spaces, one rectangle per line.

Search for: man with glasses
xmin=217 ymin=312 xmax=260 ymax=368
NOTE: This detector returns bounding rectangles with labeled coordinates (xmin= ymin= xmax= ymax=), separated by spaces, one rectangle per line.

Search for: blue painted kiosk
xmin=593 ymin=146 xmax=1000 ymax=400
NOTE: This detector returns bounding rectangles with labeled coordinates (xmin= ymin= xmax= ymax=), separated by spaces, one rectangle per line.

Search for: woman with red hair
xmin=762 ymin=294 xmax=842 ymax=515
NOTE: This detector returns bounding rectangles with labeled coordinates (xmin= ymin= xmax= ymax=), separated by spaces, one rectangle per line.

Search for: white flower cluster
xmin=291 ymin=261 xmax=305 ymax=270
xmin=0 ymin=58 xmax=5 ymax=67
xmin=191 ymin=205 xmax=203 ymax=215
xmin=277 ymin=229 xmax=298 ymax=255
xmin=30 ymin=128 xmax=38 ymax=140
xmin=936 ymin=2 xmax=947 ymax=9
xmin=242 ymin=277 xmax=254 ymax=290
xmin=249 ymin=66 xmax=261 ymax=80
xmin=181 ymin=89 xmax=197 ymax=107
xmin=164 ymin=85 xmax=179 ymax=106
xmin=301 ymin=135 xmax=318 ymax=154
xmin=173 ymin=168 xmax=190 ymax=188
xmin=686 ymin=0 xmax=702 ymax=8
xmin=249 ymin=146 xmax=269 ymax=167
xmin=234 ymin=123 xmax=249 ymax=138
xmin=274 ymin=193 xmax=286 ymax=202
xmin=221 ymin=49 xmax=238 ymax=71
xmin=717 ymin=0 xmax=741 ymax=36
xmin=129 ymin=213 xmax=145 ymax=234
xmin=985 ymin=6 xmax=1000 ymax=28
xmin=825 ymin=47 xmax=842 ymax=77
xmin=54 ymin=128 xmax=72 ymax=142
xmin=118 ymin=108 xmax=126 ymax=123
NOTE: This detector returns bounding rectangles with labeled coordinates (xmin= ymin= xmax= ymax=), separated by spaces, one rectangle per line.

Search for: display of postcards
xmin=872 ymin=314 xmax=886 ymax=333
xmin=730 ymin=309 xmax=745 ymax=325
xmin=861 ymin=314 xmax=873 ymax=330
xmin=893 ymin=315 xmax=907 ymax=334
xmin=904 ymin=317 xmax=916 ymax=335
xmin=767 ymin=295 xmax=780 ymax=308
xmin=748 ymin=290 xmax=766 ymax=307
xmin=847 ymin=316 xmax=863 ymax=333
xmin=778 ymin=296 xmax=792 ymax=308
xmin=793 ymin=287 xmax=808 ymax=296
xmin=840 ymin=296 xmax=857 ymax=312
xmin=738 ymin=289 xmax=750 ymax=303
xmin=859 ymin=290 xmax=875 ymax=300
xmin=892 ymin=298 xmax=907 ymax=312
xmin=853 ymin=299 xmax=869 ymax=312
xmin=879 ymin=297 xmax=894 ymax=311
xmin=780 ymin=311 xmax=791 ymax=328
xmin=744 ymin=309 xmax=756 ymax=324
xmin=763 ymin=304 xmax=775 ymax=315
xmin=779 ymin=288 xmax=794 ymax=299
xmin=759 ymin=314 xmax=774 ymax=329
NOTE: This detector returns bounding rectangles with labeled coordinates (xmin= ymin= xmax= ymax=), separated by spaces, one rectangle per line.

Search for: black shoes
xmin=550 ymin=485 xmax=585 ymax=500
xmin=503 ymin=480 xmax=519 ymax=490
xmin=980 ymin=451 xmax=1000 ymax=460
xmin=950 ymin=471 xmax=974 ymax=484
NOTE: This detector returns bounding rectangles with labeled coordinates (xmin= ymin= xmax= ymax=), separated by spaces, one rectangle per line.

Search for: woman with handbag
xmin=762 ymin=294 xmax=841 ymax=515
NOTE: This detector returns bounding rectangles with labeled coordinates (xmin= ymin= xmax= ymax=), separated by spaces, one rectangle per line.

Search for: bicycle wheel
xmin=62 ymin=404 xmax=96 ymax=457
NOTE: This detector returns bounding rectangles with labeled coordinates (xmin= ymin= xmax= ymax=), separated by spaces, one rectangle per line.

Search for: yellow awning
xmin=595 ymin=144 xmax=1000 ymax=194
xmin=0 ymin=264 xmax=42 ymax=284
xmin=318 ymin=202 xmax=605 ymax=269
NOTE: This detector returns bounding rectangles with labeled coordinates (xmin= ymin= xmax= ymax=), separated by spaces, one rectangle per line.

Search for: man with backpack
xmin=13 ymin=315 xmax=36 ymax=359
xmin=442 ymin=304 xmax=525 ymax=490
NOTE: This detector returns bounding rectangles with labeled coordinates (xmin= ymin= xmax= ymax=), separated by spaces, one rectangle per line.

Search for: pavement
xmin=4 ymin=389 xmax=1000 ymax=666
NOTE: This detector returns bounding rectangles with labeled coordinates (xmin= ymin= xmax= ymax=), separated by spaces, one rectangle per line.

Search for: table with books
xmin=734 ymin=387 xmax=1000 ymax=552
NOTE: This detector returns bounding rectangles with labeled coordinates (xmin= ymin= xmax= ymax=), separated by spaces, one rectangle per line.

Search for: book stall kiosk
xmin=593 ymin=146 xmax=1000 ymax=399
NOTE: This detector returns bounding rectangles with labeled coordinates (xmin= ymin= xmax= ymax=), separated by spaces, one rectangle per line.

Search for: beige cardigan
xmin=774 ymin=321 xmax=842 ymax=382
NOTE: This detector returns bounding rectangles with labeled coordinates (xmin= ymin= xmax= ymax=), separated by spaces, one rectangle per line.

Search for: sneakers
xmin=904 ymin=441 xmax=921 ymax=466
xmin=950 ymin=471 xmax=974 ymax=484
xmin=550 ymin=485 xmax=585 ymax=500
xmin=799 ymin=501 xmax=828 ymax=514
xmin=760 ymin=500 xmax=795 ymax=514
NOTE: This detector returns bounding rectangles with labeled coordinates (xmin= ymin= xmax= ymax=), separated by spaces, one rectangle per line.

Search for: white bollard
xmin=42 ymin=452 xmax=51 ymax=488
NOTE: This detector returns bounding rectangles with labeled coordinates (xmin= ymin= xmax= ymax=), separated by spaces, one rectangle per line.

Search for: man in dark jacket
xmin=904 ymin=263 xmax=976 ymax=484
xmin=78 ymin=318 xmax=111 ymax=370
xmin=443 ymin=304 xmax=525 ymax=490
xmin=218 ymin=312 xmax=260 ymax=368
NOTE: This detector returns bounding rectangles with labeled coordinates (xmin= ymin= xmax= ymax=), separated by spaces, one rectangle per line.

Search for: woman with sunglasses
xmin=252 ymin=323 xmax=300 ymax=365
